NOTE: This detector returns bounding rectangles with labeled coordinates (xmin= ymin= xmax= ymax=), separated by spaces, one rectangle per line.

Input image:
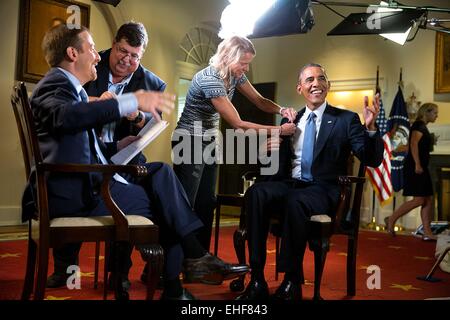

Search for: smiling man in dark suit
xmin=30 ymin=23 xmax=248 ymax=300
xmin=236 ymin=63 xmax=384 ymax=300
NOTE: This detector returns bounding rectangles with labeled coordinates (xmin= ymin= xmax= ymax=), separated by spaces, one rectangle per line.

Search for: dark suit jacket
xmin=272 ymin=104 xmax=384 ymax=186
xmin=25 ymin=67 xmax=122 ymax=220
xmin=84 ymin=49 xmax=166 ymax=139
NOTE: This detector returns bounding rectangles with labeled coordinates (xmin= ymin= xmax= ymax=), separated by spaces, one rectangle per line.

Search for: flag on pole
xmin=366 ymin=97 xmax=393 ymax=205
xmin=387 ymin=86 xmax=410 ymax=192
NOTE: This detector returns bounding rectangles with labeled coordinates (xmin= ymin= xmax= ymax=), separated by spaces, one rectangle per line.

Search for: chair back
xmin=11 ymin=82 xmax=50 ymax=226
xmin=11 ymin=82 xmax=42 ymax=177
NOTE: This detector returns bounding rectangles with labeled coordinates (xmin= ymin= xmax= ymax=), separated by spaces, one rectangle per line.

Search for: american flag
xmin=387 ymin=86 xmax=410 ymax=192
xmin=366 ymin=98 xmax=393 ymax=205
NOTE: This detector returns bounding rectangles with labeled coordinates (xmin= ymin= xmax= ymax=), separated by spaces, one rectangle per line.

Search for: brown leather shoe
xmin=183 ymin=253 xmax=249 ymax=285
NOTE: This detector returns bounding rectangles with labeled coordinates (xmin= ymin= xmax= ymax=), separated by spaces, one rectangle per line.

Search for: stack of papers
xmin=111 ymin=118 xmax=169 ymax=165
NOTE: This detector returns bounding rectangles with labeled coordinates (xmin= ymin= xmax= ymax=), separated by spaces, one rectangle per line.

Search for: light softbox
xmin=251 ymin=0 xmax=315 ymax=38
xmin=327 ymin=9 xmax=425 ymax=35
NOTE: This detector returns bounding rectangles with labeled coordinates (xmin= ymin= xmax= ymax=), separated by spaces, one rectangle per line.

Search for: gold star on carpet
xmin=414 ymin=256 xmax=432 ymax=260
xmin=89 ymin=255 xmax=104 ymax=261
xmin=337 ymin=252 xmax=347 ymax=257
xmin=390 ymin=284 xmax=421 ymax=291
xmin=45 ymin=295 xmax=71 ymax=300
xmin=0 ymin=253 xmax=21 ymax=258
xmin=387 ymin=245 xmax=402 ymax=250
xmin=304 ymin=280 xmax=314 ymax=286
xmin=80 ymin=272 xmax=94 ymax=277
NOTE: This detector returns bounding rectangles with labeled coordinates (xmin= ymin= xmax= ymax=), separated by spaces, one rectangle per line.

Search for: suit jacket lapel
xmin=294 ymin=108 xmax=305 ymax=125
xmin=96 ymin=52 xmax=110 ymax=95
xmin=314 ymin=104 xmax=336 ymax=160
xmin=123 ymin=65 xmax=144 ymax=93
xmin=289 ymin=108 xmax=306 ymax=159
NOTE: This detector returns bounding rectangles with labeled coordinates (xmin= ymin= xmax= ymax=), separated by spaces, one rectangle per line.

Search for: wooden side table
xmin=214 ymin=194 xmax=244 ymax=256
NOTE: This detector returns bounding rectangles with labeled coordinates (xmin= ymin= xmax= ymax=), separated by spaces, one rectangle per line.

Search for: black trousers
xmin=244 ymin=179 xmax=339 ymax=279
xmin=52 ymin=162 xmax=203 ymax=280
xmin=172 ymin=139 xmax=218 ymax=252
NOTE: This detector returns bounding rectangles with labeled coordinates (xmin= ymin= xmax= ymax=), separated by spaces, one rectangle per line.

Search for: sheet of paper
xmin=110 ymin=118 xmax=169 ymax=165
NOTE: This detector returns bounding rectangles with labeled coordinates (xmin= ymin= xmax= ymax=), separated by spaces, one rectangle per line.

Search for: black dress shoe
xmin=107 ymin=272 xmax=131 ymax=291
xmin=46 ymin=272 xmax=69 ymax=288
xmin=160 ymin=288 xmax=196 ymax=300
xmin=235 ymin=280 xmax=269 ymax=300
xmin=183 ymin=253 xmax=250 ymax=285
xmin=107 ymin=273 xmax=130 ymax=301
xmin=272 ymin=280 xmax=302 ymax=301
xmin=140 ymin=263 xmax=164 ymax=289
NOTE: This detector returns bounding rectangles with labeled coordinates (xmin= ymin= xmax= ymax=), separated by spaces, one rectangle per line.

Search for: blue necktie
xmin=79 ymin=89 xmax=128 ymax=185
xmin=301 ymin=112 xmax=316 ymax=181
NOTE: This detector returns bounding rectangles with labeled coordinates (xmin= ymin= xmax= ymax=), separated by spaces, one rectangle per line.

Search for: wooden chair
xmin=11 ymin=82 xmax=164 ymax=300
xmin=231 ymin=156 xmax=366 ymax=299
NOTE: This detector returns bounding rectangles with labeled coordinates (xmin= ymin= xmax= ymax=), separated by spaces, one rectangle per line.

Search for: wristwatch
xmin=132 ymin=111 xmax=144 ymax=124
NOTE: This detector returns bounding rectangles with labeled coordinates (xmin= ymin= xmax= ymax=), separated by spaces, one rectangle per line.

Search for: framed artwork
xmin=17 ymin=0 xmax=90 ymax=83
xmin=434 ymin=32 xmax=450 ymax=93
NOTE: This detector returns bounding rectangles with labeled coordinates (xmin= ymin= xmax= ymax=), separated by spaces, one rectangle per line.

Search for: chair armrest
xmin=338 ymin=175 xmax=365 ymax=185
xmin=334 ymin=175 xmax=365 ymax=232
xmin=38 ymin=162 xmax=148 ymax=241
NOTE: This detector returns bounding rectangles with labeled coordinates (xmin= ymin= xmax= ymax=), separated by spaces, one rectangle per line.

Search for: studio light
xmin=321 ymin=1 xmax=449 ymax=45
xmin=327 ymin=7 xmax=425 ymax=46
xmin=92 ymin=0 xmax=121 ymax=7
xmin=219 ymin=0 xmax=315 ymax=39
xmin=375 ymin=1 xmax=420 ymax=45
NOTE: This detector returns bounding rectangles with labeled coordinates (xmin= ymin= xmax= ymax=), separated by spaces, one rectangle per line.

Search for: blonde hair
xmin=209 ymin=36 xmax=255 ymax=82
xmin=416 ymin=103 xmax=438 ymax=121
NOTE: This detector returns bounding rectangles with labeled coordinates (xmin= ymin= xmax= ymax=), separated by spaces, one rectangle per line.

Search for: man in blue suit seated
xmin=48 ymin=21 xmax=167 ymax=289
xmin=236 ymin=63 xmax=384 ymax=300
xmin=29 ymin=23 xmax=249 ymax=300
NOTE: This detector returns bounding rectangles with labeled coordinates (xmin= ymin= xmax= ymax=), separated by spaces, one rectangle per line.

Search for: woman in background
xmin=385 ymin=103 xmax=439 ymax=240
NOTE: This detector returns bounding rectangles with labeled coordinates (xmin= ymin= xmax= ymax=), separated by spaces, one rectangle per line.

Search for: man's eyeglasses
xmin=115 ymin=44 xmax=141 ymax=63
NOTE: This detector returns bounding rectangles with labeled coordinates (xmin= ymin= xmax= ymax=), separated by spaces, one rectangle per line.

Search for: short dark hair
xmin=114 ymin=21 xmax=148 ymax=49
xmin=41 ymin=24 xmax=88 ymax=67
xmin=298 ymin=63 xmax=328 ymax=84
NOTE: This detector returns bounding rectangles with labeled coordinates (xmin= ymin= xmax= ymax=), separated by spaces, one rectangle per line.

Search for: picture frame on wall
xmin=17 ymin=0 xmax=90 ymax=83
xmin=434 ymin=32 xmax=450 ymax=94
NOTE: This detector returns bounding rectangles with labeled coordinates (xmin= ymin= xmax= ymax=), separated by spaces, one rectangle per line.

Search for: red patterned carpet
xmin=0 ymin=227 xmax=449 ymax=300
